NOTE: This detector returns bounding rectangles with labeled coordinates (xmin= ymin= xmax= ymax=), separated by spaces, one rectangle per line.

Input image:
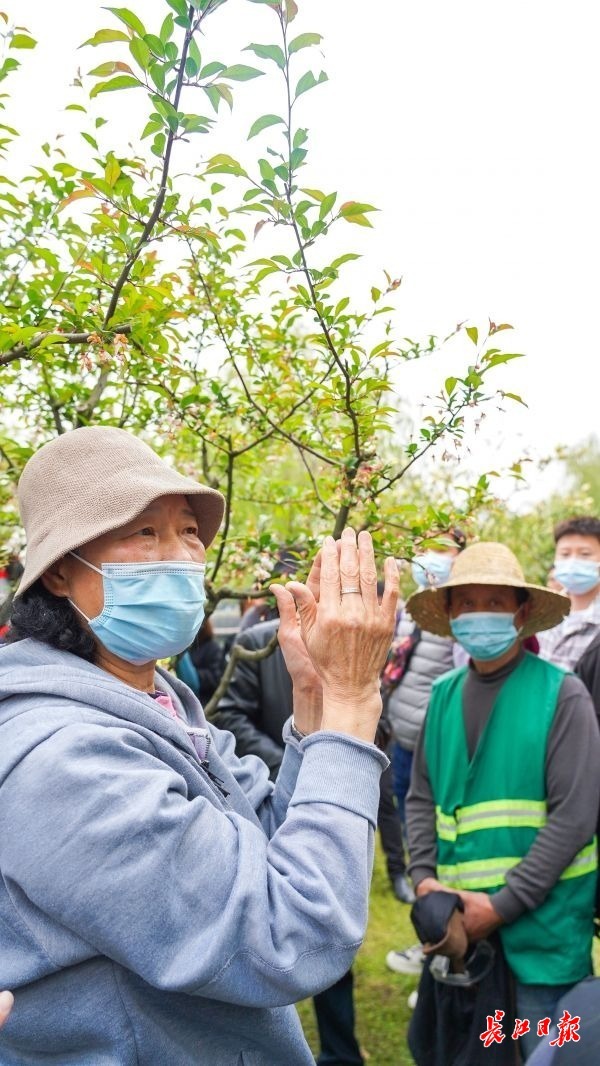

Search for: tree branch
xmin=0 ymin=325 xmax=131 ymax=368
xmin=101 ymin=16 xmax=199 ymax=329
xmin=203 ymin=629 xmax=279 ymax=720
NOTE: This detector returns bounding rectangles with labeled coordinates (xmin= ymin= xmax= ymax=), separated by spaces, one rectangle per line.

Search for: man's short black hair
xmin=7 ymin=580 xmax=95 ymax=661
xmin=553 ymin=516 xmax=600 ymax=545
xmin=449 ymin=527 xmax=467 ymax=551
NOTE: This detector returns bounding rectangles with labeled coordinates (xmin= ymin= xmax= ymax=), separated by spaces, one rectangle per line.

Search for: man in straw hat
xmin=404 ymin=541 xmax=600 ymax=1061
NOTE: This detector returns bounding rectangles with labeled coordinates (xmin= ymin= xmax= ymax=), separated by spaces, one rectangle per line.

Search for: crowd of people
xmin=1 ymin=426 xmax=600 ymax=1064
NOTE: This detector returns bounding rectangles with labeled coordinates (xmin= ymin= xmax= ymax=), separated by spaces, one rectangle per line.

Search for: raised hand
xmin=274 ymin=528 xmax=398 ymax=744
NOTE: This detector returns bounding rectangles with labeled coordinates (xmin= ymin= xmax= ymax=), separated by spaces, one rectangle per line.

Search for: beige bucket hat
xmin=16 ymin=426 xmax=225 ymax=597
xmin=406 ymin=541 xmax=570 ymax=638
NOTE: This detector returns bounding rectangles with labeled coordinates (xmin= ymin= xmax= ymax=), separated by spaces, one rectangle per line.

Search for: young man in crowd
xmin=538 ymin=516 xmax=600 ymax=669
xmin=405 ymin=542 xmax=599 ymax=1061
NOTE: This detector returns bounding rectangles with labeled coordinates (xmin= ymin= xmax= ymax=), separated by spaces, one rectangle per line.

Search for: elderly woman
xmin=0 ymin=426 xmax=398 ymax=1065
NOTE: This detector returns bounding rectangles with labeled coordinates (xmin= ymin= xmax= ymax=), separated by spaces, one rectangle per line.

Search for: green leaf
xmin=341 ymin=213 xmax=372 ymax=227
xmin=9 ymin=33 xmax=36 ymax=49
xmin=65 ymin=104 xmax=87 ymax=113
xmin=339 ymin=201 xmax=377 ymax=217
xmin=80 ymin=131 xmax=98 ymax=149
xmin=153 ymin=96 xmax=179 ymax=130
xmin=141 ymin=118 xmax=162 ymax=139
xmin=248 ymin=113 xmax=284 ymax=139
xmin=105 ymin=7 xmax=147 ymax=38
xmin=301 ymin=187 xmax=325 ymax=202
xmin=159 ymin=13 xmax=174 ymax=43
xmin=200 ymin=60 xmax=225 ymax=78
xmin=88 ymin=61 xmax=125 ymax=77
xmin=89 ymin=74 xmax=139 ymax=98
xmin=259 ymin=158 xmax=276 ymax=183
xmin=151 ymin=132 xmax=166 ymax=157
xmin=502 ymin=391 xmax=528 ymax=407
xmin=485 ymin=352 xmax=525 ymax=369
xmin=288 ymin=32 xmax=322 ymax=54
xmin=129 ymin=35 xmax=151 ymax=70
xmin=445 ymin=376 xmax=457 ymax=397
xmin=187 ymin=37 xmax=201 ymax=73
xmin=222 ymin=64 xmax=263 ymax=81
xmin=203 ymin=85 xmax=221 ymax=112
xmin=294 ymin=69 xmax=327 ymax=100
xmin=80 ymin=28 xmax=130 ymax=47
xmin=143 ymin=33 xmax=165 ymax=57
xmin=105 ymin=156 xmax=121 ymax=186
xmin=166 ymin=0 xmax=189 ymax=17
xmin=244 ymin=43 xmax=285 ymax=69
xmin=206 ymin=153 xmax=247 ymax=177
xmin=330 ymin=252 xmax=360 ymax=269
xmin=318 ymin=191 xmax=336 ymax=219
xmin=214 ymin=83 xmax=233 ymax=109
xmin=466 ymin=325 xmax=478 ymax=345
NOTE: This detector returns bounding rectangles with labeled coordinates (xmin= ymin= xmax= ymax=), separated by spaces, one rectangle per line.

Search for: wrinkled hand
xmin=274 ymin=528 xmax=398 ymax=743
xmin=0 ymin=990 xmax=14 ymax=1029
xmin=457 ymin=890 xmax=503 ymax=940
xmin=273 ymin=551 xmax=323 ymax=694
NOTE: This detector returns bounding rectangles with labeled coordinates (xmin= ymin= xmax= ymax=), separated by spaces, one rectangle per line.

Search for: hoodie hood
xmin=0 ymin=638 xmax=210 ymax=782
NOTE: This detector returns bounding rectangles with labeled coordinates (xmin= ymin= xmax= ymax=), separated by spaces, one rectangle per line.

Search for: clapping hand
xmin=273 ymin=528 xmax=398 ymax=743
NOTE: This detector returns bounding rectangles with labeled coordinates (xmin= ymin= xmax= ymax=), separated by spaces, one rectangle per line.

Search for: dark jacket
xmin=212 ymin=619 xmax=290 ymax=779
xmin=575 ymin=629 xmax=600 ymax=731
xmin=189 ymin=636 xmax=226 ymax=703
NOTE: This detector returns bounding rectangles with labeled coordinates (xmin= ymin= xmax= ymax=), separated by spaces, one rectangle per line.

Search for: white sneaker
xmin=385 ymin=944 xmax=425 ymax=975
xmin=407 ymin=990 xmax=419 ymax=1010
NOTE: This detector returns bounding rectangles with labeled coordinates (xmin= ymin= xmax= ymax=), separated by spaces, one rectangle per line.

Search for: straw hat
xmin=16 ymin=426 xmax=225 ymax=597
xmin=406 ymin=541 xmax=570 ymax=638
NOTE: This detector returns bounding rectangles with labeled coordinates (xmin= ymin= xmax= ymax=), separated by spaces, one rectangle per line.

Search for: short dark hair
xmin=553 ymin=516 xmax=600 ymax=545
xmin=449 ymin=527 xmax=467 ymax=551
xmin=7 ymin=580 xmax=96 ymax=661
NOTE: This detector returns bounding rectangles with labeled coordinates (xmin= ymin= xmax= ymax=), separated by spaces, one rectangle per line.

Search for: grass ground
xmin=296 ymin=840 xmax=418 ymax=1065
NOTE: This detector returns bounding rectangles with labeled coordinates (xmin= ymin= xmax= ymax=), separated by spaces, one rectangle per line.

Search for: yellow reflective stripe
xmin=436 ymin=806 xmax=457 ymax=842
xmin=560 ymin=841 xmax=598 ymax=881
xmin=438 ymin=857 xmax=520 ymax=890
xmin=438 ymin=841 xmax=598 ymax=890
xmin=436 ymin=799 xmax=548 ymax=840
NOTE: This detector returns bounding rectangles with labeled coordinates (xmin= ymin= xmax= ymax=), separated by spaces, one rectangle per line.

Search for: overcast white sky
xmin=4 ymin=0 xmax=600 ymax=504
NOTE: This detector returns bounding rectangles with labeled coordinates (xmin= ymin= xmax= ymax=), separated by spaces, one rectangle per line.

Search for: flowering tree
xmin=0 ymin=0 xmax=525 ymax=608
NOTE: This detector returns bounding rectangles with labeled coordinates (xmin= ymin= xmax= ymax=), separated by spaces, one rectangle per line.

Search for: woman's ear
xmin=40 ymin=558 xmax=71 ymax=599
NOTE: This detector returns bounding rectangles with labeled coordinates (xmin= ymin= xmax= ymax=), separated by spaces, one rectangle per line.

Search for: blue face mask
xmin=69 ymin=554 xmax=206 ymax=665
xmin=553 ymin=559 xmax=600 ymax=596
xmin=449 ymin=611 xmax=521 ymax=662
xmin=411 ymin=552 xmax=453 ymax=589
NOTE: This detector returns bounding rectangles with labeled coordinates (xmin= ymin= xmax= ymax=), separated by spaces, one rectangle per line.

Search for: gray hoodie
xmin=0 ymin=639 xmax=386 ymax=1065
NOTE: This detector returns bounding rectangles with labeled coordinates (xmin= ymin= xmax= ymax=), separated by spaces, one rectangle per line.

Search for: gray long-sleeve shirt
xmin=406 ymin=648 xmax=600 ymax=924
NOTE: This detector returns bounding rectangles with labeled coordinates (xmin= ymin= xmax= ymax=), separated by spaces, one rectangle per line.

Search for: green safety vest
xmin=424 ymin=651 xmax=597 ymax=984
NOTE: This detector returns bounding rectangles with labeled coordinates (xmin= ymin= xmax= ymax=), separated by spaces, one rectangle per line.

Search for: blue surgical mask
xmin=449 ymin=611 xmax=521 ymax=661
xmin=553 ymin=559 xmax=600 ymax=596
xmin=69 ymin=554 xmax=206 ymax=664
xmin=411 ymin=552 xmax=453 ymax=589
